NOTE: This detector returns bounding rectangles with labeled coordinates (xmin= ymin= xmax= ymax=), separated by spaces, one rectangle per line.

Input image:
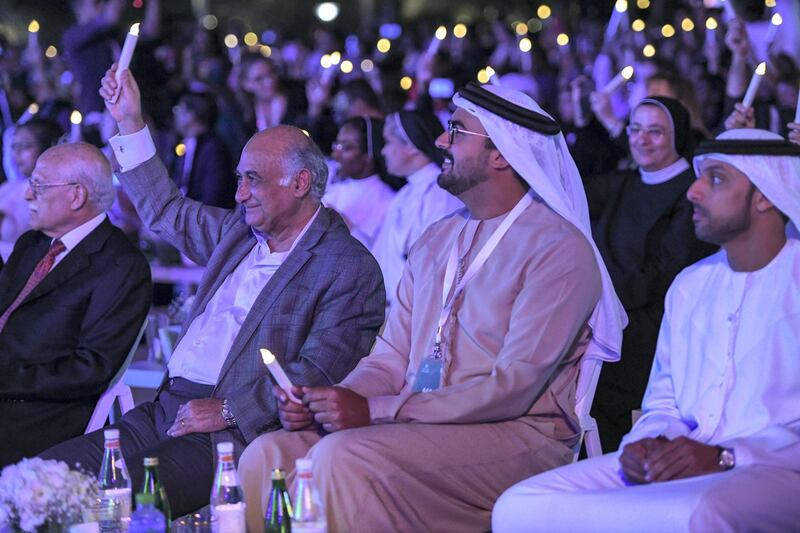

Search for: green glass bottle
xmin=139 ymin=457 xmax=172 ymax=524
xmin=264 ymin=468 xmax=293 ymax=533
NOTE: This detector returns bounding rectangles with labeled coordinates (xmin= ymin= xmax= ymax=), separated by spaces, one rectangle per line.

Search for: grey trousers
xmin=40 ymin=378 xmax=215 ymax=518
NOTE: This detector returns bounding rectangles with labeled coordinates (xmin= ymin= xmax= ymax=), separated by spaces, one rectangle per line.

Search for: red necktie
xmin=0 ymin=239 xmax=66 ymax=333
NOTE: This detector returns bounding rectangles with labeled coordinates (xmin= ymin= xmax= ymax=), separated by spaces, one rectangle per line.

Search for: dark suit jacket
xmin=0 ymin=219 xmax=152 ymax=465
xmin=171 ymin=131 xmax=236 ymax=209
xmin=120 ymin=156 xmax=385 ymax=460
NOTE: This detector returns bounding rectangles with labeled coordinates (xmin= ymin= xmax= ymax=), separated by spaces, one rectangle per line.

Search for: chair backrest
xmin=571 ymin=357 xmax=604 ymax=462
xmin=85 ymin=317 xmax=148 ymax=433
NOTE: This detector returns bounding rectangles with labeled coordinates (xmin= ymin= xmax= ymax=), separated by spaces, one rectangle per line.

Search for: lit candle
xmin=426 ymin=25 xmax=447 ymax=56
xmin=260 ymin=349 xmax=300 ymax=403
xmin=110 ymin=23 xmax=140 ymax=103
xmin=794 ymin=82 xmax=800 ymax=124
xmin=742 ymin=62 xmax=767 ymax=108
xmin=765 ymin=13 xmax=782 ymax=44
xmin=28 ymin=20 xmax=40 ymax=49
xmin=601 ymin=65 xmax=634 ymax=94
xmin=70 ymin=110 xmax=82 ymax=142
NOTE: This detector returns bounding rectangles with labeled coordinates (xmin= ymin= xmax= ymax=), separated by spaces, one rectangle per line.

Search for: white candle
xmin=110 ymin=23 xmax=140 ymax=103
xmin=426 ymin=26 xmax=447 ymax=56
xmin=794 ymin=83 xmax=800 ymax=124
xmin=601 ymin=65 xmax=634 ymax=94
xmin=742 ymin=62 xmax=767 ymax=108
xmin=70 ymin=110 xmax=82 ymax=142
xmin=766 ymin=13 xmax=782 ymax=44
xmin=260 ymin=349 xmax=300 ymax=403
xmin=28 ymin=20 xmax=40 ymax=49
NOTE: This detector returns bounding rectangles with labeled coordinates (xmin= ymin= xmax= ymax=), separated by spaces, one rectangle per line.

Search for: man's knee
xmin=308 ymin=430 xmax=365 ymax=478
xmin=688 ymin=484 xmax=741 ymax=532
xmin=492 ymin=483 xmax=532 ymax=533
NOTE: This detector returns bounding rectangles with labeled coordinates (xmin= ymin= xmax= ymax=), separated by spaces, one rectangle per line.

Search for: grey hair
xmin=279 ymin=137 xmax=328 ymax=200
xmin=53 ymin=141 xmax=116 ymax=211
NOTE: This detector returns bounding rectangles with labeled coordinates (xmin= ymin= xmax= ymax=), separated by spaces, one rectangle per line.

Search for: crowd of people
xmin=1 ymin=0 xmax=799 ymax=531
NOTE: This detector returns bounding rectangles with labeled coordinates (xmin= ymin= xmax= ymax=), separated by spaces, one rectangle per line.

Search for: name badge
xmin=411 ymin=355 xmax=443 ymax=393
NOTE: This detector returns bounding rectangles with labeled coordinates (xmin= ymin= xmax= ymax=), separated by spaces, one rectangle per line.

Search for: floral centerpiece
xmin=0 ymin=458 xmax=98 ymax=532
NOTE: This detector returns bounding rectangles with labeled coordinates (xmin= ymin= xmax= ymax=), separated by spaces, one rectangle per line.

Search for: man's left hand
xmin=167 ymin=398 xmax=227 ymax=437
xmin=303 ymin=386 xmax=370 ymax=433
xmin=644 ymin=436 xmax=722 ymax=482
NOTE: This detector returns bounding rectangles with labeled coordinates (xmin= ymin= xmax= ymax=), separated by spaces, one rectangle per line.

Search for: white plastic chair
xmin=84 ymin=317 xmax=148 ymax=433
xmin=571 ymin=357 xmax=604 ymax=462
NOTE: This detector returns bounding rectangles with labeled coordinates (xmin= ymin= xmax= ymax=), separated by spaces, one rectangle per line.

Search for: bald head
xmin=40 ymin=142 xmax=115 ymax=212
xmin=244 ymin=125 xmax=328 ymax=200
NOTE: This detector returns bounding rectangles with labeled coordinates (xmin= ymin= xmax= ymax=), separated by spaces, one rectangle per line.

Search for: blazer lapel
xmin=214 ymin=208 xmax=335 ymax=387
xmin=0 ymin=236 xmax=49 ymax=312
xmin=23 ymin=220 xmax=114 ymax=304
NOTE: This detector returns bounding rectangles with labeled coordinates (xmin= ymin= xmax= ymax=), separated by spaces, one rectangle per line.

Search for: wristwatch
xmin=221 ymin=398 xmax=237 ymax=428
xmin=717 ymin=446 xmax=735 ymax=470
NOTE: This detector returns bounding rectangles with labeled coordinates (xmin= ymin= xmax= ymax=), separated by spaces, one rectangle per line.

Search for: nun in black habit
xmin=587 ymin=96 xmax=718 ymax=451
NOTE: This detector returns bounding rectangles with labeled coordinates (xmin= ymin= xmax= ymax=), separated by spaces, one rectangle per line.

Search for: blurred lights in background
xmin=315 ymin=2 xmax=340 ymax=23
xmin=201 ymin=14 xmax=218 ymax=30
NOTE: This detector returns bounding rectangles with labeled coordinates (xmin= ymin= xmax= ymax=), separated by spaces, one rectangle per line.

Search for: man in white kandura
xmin=493 ymin=128 xmax=800 ymax=532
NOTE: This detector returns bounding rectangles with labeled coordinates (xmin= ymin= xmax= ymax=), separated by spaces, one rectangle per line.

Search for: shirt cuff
xmin=109 ymin=125 xmax=157 ymax=172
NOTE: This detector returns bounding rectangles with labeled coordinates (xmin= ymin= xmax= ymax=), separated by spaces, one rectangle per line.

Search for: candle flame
xmin=260 ymin=348 xmax=275 ymax=365
xmin=755 ymin=62 xmax=767 ymax=76
xmin=621 ymin=66 xmax=635 ymax=80
xmin=130 ymin=23 xmax=140 ymax=36
xmin=28 ymin=103 xmax=39 ymax=115
xmin=28 ymin=20 xmax=40 ymax=33
xmin=70 ymin=110 xmax=82 ymax=124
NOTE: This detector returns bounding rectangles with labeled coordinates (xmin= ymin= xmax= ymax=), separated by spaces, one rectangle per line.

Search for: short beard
xmin=694 ymin=186 xmax=755 ymax=245
xmin=437 ymin=152 xmax=490 ymax=195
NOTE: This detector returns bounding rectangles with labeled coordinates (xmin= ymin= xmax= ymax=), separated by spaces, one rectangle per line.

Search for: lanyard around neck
xmin=434 ymin=192 xmax=534 ymax=350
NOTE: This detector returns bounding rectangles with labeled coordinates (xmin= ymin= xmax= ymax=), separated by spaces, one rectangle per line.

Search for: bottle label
xmin=213 ymin=503 xmax=246 ymax=533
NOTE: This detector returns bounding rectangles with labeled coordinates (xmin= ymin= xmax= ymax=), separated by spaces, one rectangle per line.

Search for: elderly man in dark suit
xmin=41 ymin=66 xmax=386 ymax=516
xmin=0 ymin=142 xmax=152 ymax=466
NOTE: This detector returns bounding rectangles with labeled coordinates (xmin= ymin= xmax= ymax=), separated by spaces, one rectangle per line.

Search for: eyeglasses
xmin=27 ymin=178 xmax=79 ymax=197
xmin=626 ymin=125 xmax=667 ymax=140
xmin=447 ymin=121 xmax=491 ymax=145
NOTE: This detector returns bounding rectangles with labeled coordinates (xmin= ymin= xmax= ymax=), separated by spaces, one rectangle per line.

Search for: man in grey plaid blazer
xmin=41 ymin=66 xmax=385 ymax=516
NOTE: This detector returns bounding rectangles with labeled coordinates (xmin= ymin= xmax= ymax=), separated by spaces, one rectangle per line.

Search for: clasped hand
xmin=619 ymin=436 xmax=722 ymax=484
xmin=274 ymin=385 xmax=370 ymax=433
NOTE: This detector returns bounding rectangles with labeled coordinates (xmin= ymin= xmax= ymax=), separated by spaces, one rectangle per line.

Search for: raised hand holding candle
xmin=260 ymin=349 xmax=300 ymax=403
xmin=110 ymin=23 xmax=140 ymax=103
xmin=70 ymin=110 xmax=82 ymax=142
xmin=742 ymin=62 xmax=767 ymax=108
xmin=601 ymin=65 xmax=634 ymax=94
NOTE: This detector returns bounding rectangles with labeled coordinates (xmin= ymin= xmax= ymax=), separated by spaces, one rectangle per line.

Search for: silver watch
xmin=221 ymin=398 xmax=237 ymax=428
xmin=717 ymin=446 xmax=735 ymax=470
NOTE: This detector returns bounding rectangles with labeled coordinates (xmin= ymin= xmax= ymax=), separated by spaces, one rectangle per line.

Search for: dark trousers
xmin=40 ymin=378 xmax=215 ymax=517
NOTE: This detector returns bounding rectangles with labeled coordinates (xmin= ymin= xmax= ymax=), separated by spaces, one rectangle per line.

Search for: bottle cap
xmin=271 ymin=468 xmax=286 ymax=481
xmin=103 ymin=429 xmax=120 ymax=440
xmin=135 ymin=493 xmax=155 ymax=506
xmin=216 ymin=441 xmax=234 ymax=454
xmin=295 ymin=458 xmax=312 ymax=472
xmin=143 ymin=457 xmax=159 ymax=467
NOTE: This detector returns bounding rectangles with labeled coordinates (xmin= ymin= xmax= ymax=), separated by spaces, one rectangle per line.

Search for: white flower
xmin=0 ymin=458 xmax=99 ymax=531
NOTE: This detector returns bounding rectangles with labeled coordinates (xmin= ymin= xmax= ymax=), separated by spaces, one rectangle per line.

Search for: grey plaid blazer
xmin=120 ymin=156 xmax=386 ymax=459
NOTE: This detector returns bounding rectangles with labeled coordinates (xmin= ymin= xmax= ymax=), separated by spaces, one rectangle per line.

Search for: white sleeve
xmin=108 ymin=125 xmax=157 ymax=172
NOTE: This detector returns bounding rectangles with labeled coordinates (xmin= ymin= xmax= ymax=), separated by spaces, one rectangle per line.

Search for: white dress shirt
xmin=371 ymin=162 xmax=463 ymax=306
xmin=109 ymin=125 xmax=320 ymax=385
xmin=53 ymin=212 xmax=107 ymax=267
xmin=623 ymin=238 xmax=800 ymax=470
xmin=322 ymin=174 xmax=395 ymax=250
